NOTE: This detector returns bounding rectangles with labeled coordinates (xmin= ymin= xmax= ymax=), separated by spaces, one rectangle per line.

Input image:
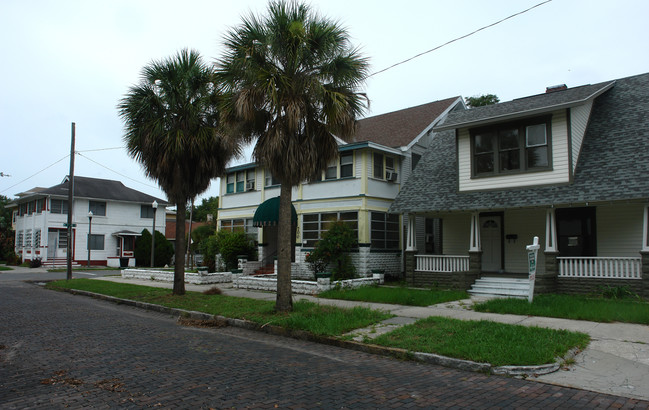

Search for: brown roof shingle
xmin=352 ymin=97 xmax=461 ymax=148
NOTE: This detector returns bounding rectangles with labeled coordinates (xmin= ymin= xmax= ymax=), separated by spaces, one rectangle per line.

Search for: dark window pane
xmin=339 ymin=212 xmax=357 ymax=221
xmin=527 ymin=146 xmax=549 ymax=167
xmin=303 ymin=214 xmax=318 ymax=222
xmin=499 ymin=150 xmax=520 ymax=171
xmin=475 ymin=153 xmax=494 ymax=173
xmin=474 ymin=133 xmax=494 ymax=153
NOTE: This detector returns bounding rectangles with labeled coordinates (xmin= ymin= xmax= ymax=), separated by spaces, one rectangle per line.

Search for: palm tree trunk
xmin=173 ymin=200 xmax=187 ymax=296
xmin=275 ymin=182 xmax=293 ymax=312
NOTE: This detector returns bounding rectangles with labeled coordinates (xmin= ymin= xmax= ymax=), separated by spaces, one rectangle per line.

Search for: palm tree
xmin=118 ymin=49 xmax=238 ymax=295
xmin=217 ymin=1 xmax=369 ymax=311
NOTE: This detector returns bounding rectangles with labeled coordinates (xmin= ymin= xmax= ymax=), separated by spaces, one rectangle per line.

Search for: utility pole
xmin=66 ymin=123 xmax=75 ymax=281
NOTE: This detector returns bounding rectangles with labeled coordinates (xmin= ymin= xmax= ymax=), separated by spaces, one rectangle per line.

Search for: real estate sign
xmin=526 ymin=236 xmax=540 ymax=303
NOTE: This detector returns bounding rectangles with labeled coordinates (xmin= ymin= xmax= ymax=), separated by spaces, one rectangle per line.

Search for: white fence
xmin=558 ymin=257 xmax=642 ymax=279
xmin=416 ymin=255 xmax=470 ymax=273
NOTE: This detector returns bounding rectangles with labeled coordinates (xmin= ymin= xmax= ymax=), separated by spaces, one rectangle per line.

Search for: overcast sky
xmin=2 ymin=0 xmax=648 ymax=204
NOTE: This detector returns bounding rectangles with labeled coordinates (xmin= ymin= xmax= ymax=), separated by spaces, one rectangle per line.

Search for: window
xmin=220 ymin=218 xmax=258 ymax=237
xmin=373 ymin=153 xmax=384 ymax=179
xmin=19 ymin=203 xmax=26 ymax=216
xmin=236 ymin=172 xmax=245 ymax=192
xmin=370 ymin=212 xmax=400 ymax=249
xmin=27 ymin=201 xmax=35 ymax=215
xmin=58 ymin=230 xmax=68 ymax=248
xmin=325 ymin=162 xmax=337 ymax=180
xmin=141 ymin=205 xmax=155 ymax=218
xmin=88 ymin=234 xmax=104 ymax=250
xmin=89 ymin=201 xmax=106 ymax=216
xmin=340 ymin=152 xmax=353 ymax=178
xmin=35 ymin=199 xmax=44 ymax=214
xmin=302 ymin=211 xmax=358 ymax=247
xmin=373 ymin=153 xmax=396 ymax=180
xmin=34 ymin=229 xmax=41 ymax=248
xmin=265 ymin=171 xmax=280 ymax=187
xmin=246 ymin=169 xmax=256 ymax=191
xmin=226 ymin=173 xmax=235 ymax=194
xmin=50 ymin=199 xmax=68 ymax=214
xmin=471 ymin=117 xmax=551 ymax=176
xmin=123 ymin=236 xmax=135 ymax=252
xmin=17 ymin=231 xmax=23 ymax=247
xmin=25 ymin=230 xmax=32 ymax=247
xmin=411 ymin=153 xmax=421 ymax=171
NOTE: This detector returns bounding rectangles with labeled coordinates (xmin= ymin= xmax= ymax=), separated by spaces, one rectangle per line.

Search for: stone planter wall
xmin=233 ymin=274 xmax=385 ymax=295
xmin=121 ymin=269 xmax=235 ymax=285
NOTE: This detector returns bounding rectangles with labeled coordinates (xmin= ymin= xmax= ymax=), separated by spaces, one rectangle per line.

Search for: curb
xmin=56 ymin=286 xmax=567 ymax=377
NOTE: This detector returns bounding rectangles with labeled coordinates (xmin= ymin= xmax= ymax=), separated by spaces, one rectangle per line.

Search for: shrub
xmin=309 ymin=220 xmax=357 ymax=281
xmin=29 ymin=257 xmax=42 ymax=268
xmin=134 ymin=229 xmax=174 ymax=267
xmin=596 ymin=285 xmax=640 ymax=300
xmin=213 ymin=230 xmax=256 ymax=271
xmin=199 ymin=235 xmax=219 ymax=272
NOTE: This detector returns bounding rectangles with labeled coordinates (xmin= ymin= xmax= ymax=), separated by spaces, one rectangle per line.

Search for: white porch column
xmin=643 ymin=205 xmax=649 ymax=252
xmin=469 ymin=212 xmax=481 ymax=252
xmin=545 ymin=208 xmax=558 ymax=252
xmin=406 ymin=214 xmax=417 ymax=251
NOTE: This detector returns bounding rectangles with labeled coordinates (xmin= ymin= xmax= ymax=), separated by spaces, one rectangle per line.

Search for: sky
xmin=1 ymin=0 xmax=648 ymax=205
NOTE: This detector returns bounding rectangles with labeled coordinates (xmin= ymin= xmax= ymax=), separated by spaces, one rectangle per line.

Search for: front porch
xmin=403 ymin=203 xmax=649 ymax=297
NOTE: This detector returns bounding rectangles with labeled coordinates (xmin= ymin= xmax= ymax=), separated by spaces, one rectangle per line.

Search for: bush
xmin=134 ymin=229 xmax=174 ymax=267
xmin=308 ymin=220 xmax=357 ymax=281
xmin=30 ymin=257 xmax=42 ymax=268
xmin=596 ymin=285 xmax=640 ymax=300
xmin=199 ymin=235 xmax=219 ymax=272
xmin=213 ymin=230 xmax=256 ymax=271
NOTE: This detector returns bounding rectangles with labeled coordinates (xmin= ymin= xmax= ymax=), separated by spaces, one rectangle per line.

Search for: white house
xmin=390 ymin=73 xmax=649 ymax=298
xmin=10 ymin=176 xmax=167 ymax=267
xmin=217 ymin=97 xmax=464 ymax=278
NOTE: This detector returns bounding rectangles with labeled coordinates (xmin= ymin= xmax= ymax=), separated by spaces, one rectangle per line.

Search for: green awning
xmin=253 ymin=197 xmax=297 ymax=227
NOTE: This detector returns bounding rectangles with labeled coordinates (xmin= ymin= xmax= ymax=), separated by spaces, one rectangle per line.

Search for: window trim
xmin=470 ymin=116 xmax=552 ymax=178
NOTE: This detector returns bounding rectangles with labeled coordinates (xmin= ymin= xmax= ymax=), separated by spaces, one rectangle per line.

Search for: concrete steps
xmin=41 ymin=258 xmax=81 ymax=268
xmin=468 ymin=277 xmax=530 ymax=299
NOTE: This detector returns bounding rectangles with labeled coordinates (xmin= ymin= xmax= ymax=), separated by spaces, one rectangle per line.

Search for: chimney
xmin=546 ymin=84 xmax=567 ymax=93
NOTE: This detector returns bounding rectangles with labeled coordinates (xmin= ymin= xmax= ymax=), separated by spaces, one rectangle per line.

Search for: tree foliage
xmin=191 ymin=196 xmax=219 ymax=223
xmin=0 ymin=195 xmax=16 ymax=262
xmin=134 ymin=229 xmax=174 ymax=267
xmin=217 ymin=1 xmax=369 ymax=311
xmin=211 ymin=230 xmax=256 ymax=271
xmin=465 ymin=94 xmax=500 ymax=108
xmin=118 ymin=49 xmax=240 ymax=295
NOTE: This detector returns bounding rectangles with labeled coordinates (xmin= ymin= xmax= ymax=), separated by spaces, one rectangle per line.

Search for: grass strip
xmin=0 ymin=266 xmax=13 ymax=271
xmin=319 ymin=285 xmax=468 ymax=306
xmin=46 ymin=279 xmax=392 ymax=337
xmin=474 ymin=294 xmax=649 ymax=325
xmin=372 ymin=316 xmax=589 ymax=366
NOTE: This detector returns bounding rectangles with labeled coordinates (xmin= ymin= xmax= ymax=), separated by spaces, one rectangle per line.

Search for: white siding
xmin=570 ymin=101 xmax=593 ymax=173
xmin=442 ymin=213 xmax=470 ymax=255
xmin=597 ymin=203 xmax=644 ymax=257
xmin=458 ymin=110 xmax=571 ymax=191
xmin=503 ymin=209 xmax=546 ymax=274
xmin=301 ymin=178 xmax=362 ymax=201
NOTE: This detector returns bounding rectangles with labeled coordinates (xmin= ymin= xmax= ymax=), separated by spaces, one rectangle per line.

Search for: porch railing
xmin=416 ymin=255 xmax=470 ymax=273
xmin=558 ymin=257 xmax=642 ymax=279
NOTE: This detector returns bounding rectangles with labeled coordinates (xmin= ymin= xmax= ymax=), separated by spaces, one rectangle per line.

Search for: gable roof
xmin=18 ymin=176 xmax=167 ymax=205
xmin=352 ymin=97 xmax=462 ymax=148
xmin=436 ymin=81 xmax=614 ymax=131
xmin=390 ymin=72 xmax=649 ymax=213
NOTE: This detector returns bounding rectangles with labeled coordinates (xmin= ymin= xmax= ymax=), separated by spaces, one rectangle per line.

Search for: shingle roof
xmin=352 ymin=97 xmax=461 ymax=148
xmin=436 ymin=81 xmax=614 ymax=131
xmin=33 ymin=176 xmax=168 ymax=205
xmin=390 ymin=72 xmax=649 ymax=213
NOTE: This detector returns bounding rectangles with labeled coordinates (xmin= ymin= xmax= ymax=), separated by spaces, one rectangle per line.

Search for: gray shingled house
xmin=390 ymin=72 xmax=649 ymax=298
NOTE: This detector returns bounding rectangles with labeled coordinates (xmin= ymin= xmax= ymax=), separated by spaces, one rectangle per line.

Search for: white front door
xmin=480 ymin=216 xmax=502 ymax=272
xmin=47 ymin=231 xmax=57 ymax=259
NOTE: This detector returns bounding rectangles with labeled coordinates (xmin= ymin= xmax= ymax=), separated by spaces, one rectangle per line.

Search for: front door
xmin=480 ymin=215 xmax=503 ymax=272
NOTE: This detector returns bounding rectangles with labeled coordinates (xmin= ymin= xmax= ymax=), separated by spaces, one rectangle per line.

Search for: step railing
xmin=557 ymin=256 xmax=642 ymax=279
xmin=416 ymin=255 xmax=470 ymax=273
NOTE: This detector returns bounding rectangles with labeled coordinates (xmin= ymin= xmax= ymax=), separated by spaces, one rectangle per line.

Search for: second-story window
xmin=50 ymin=199 xmax=69 ymax=214
xmin=141 ymin=205 xmax=154 ymax=218
xmin=246 ymin=169 xmax=256 ymax=191
xmin=226 ymin=173 xmax=235 ymax=193
xmin=89 ymin=201 xmax=106 ymax=216
xmin=340 ymin=152 xmax=353 ymax=178
xmin=265 ymin=171 xmax=280 ymax=187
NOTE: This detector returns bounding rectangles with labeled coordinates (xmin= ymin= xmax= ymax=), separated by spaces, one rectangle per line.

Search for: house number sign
xmin=526 ymin=236 xmax=540 ymax=303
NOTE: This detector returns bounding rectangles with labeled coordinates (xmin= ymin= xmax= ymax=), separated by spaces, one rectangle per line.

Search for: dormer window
xmin=471 ymin=116 xmax=551 ymax=177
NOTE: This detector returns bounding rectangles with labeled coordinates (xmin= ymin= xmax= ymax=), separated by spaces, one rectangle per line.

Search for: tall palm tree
xmin=118 ymin=49 xmax=238 ymax=295
xmin=217 ymin=1 xmax=369 ymax=311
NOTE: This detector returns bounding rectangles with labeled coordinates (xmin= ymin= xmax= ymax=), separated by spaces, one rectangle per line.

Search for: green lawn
xmin=0 ymin=266 xmax=13 ymax=271
xmin=372 ymin=316 xmax=589 ymax=366
xmin=473 ymin=294 xmax=649 ymax=325
xmin=46 ymin=279 xmax=392 ymax=336
xmin=319 ymin=285 xmax=468 ymax=306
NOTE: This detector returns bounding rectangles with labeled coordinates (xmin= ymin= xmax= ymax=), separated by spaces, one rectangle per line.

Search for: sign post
xmin=526 ymin=236 xmax=540 ymax=303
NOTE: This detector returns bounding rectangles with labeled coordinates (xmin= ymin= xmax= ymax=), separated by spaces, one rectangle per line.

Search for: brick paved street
xmin=1 ymin=280 xmax=648 ymax=409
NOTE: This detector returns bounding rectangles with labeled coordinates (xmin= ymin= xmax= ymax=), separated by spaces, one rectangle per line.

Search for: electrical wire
xmin=0 ymin=154 xmax=70 ymax=194
xmin=368 ymin=0 xmax=553 ymax=78
xmin=77 ymin=147 xmax=123 ymax=153
xmin=76 ymin=152 xmax=160 ymax=190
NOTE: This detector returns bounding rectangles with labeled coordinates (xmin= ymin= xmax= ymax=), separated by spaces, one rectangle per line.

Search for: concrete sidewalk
xmin=92 ymin=276 xmax=649 ymax=401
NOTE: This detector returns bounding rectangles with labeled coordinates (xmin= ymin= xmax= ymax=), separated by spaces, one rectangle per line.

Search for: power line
xmin=77 ymin=147 xmax=124 ymax=153
xmin=0 ymin=154 xmax=70 ymax=194
xmin=76 ymin=152 xmax=161 ymax=190
xmin=368 ymin=0 xmax=553 ymax=78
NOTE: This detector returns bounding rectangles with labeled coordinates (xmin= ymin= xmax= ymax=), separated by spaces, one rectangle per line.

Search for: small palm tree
xmin=217 ymin=1 xmax=369 ymax=311
xmin=119 ymin=49 xmax=238 ymax=295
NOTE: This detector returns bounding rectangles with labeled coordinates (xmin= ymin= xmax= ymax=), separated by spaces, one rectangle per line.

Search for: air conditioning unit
xmin=385 ymin=170 xmax=398 ymax=182
xmin=246 ymin=181 xmax=255 ymax=191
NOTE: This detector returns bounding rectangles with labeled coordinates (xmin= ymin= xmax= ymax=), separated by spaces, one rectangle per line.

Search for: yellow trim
xmin=361 ymin=149 xmax=368 ymax=195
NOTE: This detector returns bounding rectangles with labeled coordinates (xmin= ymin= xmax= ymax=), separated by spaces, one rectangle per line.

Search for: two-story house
xmin=390 ymin=73 xmax=649 ymax=298
xmin=10 ymin=176 xmax=167 ymax=267
xmin=217 ymin=97 xmax=464 ymax=278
